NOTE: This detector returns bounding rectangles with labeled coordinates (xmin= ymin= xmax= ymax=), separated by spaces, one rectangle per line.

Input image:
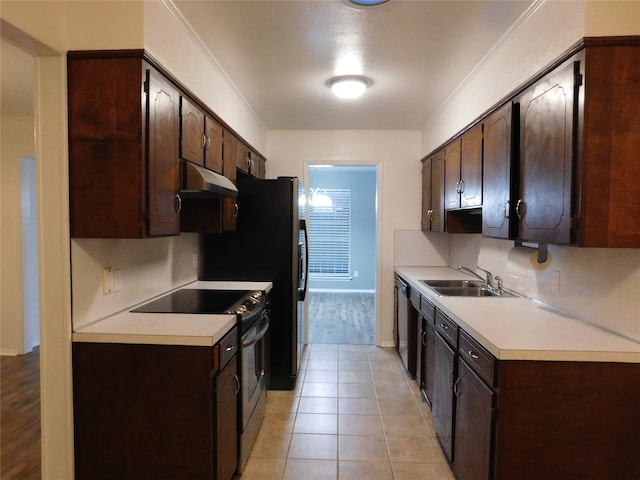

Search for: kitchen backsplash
xmin=449 ymin=234 xmax=640 ymax=343
xmin=71 ymin=234 xmax=199 ymax=329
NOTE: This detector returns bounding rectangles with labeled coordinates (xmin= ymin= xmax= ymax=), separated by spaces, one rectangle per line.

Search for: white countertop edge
xmin=394 ymin=266 xmax=640 ymax=363
xmin=72 ymin=332 xmax=221 ymax=347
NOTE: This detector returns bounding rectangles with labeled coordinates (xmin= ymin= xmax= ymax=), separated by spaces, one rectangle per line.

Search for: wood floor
xmin=307 ymin=292 xmax=375 ymax=345
xmin=1 ymin=348 xmax=41 ymax=480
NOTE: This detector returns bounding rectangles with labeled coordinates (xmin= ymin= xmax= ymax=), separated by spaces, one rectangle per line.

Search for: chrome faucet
xmin=457 ymin=265 xmax=503 ymax=295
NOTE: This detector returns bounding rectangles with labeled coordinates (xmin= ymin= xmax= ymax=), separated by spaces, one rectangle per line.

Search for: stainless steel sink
xmin=421 ymin=279 xmax=484 ymax=288
xmin=420 ymin=280 xmax=516 ymax=298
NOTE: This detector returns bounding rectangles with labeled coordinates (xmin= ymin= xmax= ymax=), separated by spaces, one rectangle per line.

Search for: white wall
xmin=266 ymin=130 xmax=422 ymax=346
xmin=0 ymin=116 xmax=35 ymax=354
xmin=425 ymin=1 xmax=640 ymax=342
xmin=144 ymin=0 xmax=267 ymax=153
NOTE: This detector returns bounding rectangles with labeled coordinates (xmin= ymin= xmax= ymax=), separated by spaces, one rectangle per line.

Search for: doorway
xmin=305 ymin=165 xmax=377 ymax=345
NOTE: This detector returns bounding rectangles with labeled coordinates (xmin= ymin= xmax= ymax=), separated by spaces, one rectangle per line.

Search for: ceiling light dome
xmin=349 ymin=0 xmax=389 ymax=5
xmin=327 ymin=75 xmax=372 ymax=99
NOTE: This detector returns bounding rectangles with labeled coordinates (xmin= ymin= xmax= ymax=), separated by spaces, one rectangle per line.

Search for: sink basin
xmin=432 ymin=287 xmax=497 ymax=297
xmin=420 ymin=279 xmax=516 ymax=298
xmin=421 ymin=279 xmax=484 ymax=288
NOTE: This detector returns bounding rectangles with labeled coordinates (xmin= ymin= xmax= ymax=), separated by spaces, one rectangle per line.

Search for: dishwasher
xmin=394 ymin=275 xmax=416 ymax=376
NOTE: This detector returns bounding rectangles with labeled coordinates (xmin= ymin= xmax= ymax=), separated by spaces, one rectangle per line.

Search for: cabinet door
xmin=430 ymin=150 xmax=446 ymax=232
xmin=205 ymin=115 xmax=223 ymax=174
xmin=236 ymin=141 xmax=250 ymax=174
xmin=421 ymin=158 xmax=432 ymax=231
xmin=147 ymin=68 xmax=181 ymax=237
xmin=453 ymin=359 xmax=494 ymax=480
xmin=222 ymin=132 xmax=238 ymax=231
xmin=180 ymin=96 xmax=205 ymax=166
xmin=432 ymin=332 xmax=456 ymax=462
xmin=483 ymin=103 xmax=515 ymax=239
xmin=444 ymin=139 xmax=462 ymax=210
xmin=516 ymin=59 xmax=577 ymax=244
xmin=420 ymin=318 xmax=436 ymax=406
xmin=216 ymin=355 xmax=238 ymax=480
xmin=460 ymin=124 xmax=483 ymax=208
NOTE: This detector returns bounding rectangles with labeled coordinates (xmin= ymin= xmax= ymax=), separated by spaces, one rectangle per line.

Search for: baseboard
xmin=309 ymin=288 xmax=375 ymax=293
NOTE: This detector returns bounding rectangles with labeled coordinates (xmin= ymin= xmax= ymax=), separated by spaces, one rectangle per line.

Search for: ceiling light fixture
xmin=349 ymin=0 xmax=390 ymax=6
xmin=327 ymin=75 xmax=372 ymax=99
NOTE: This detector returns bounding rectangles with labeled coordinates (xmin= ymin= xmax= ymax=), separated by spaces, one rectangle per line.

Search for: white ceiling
xmin=1 ymin=1 xmax=533 ymax=130
xmin=172 ymin=0 xmax=533 ymax=130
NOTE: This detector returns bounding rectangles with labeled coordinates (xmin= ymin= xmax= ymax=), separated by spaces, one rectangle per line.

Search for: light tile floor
xmin=240 ymin=344 xmax=455 ymax=480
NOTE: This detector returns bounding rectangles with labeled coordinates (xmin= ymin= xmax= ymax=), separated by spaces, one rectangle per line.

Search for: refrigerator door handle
xmin=298 ymin=219 xmax=309 ymax=301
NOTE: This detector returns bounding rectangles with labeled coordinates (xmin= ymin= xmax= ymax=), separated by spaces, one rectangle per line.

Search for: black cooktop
xmin=131 ymin=289 xmax=249 ymax=314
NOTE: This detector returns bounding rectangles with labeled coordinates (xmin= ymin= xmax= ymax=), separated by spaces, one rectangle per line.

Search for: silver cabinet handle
xmin=504 ymin=200 xmax=510 ymax=218
xmin=421 ymin=331 xmax=427 ymax=346
xmin=440 ymin=323 xmax=449 ymax=330
xmin=516 ymin=199 xmax=525 ymax=219
xmin=174 ymin=194 xmax=182 ymax=213
xmin=428 ymin=209 xmax=433 ymax=221
xmin=453 ymin=377 xmax=462 ymax=397
xmin=225 ymin=345 xmax=234 ymax=352
xmin=207 ymin=136 xmax=211 ymax=148
xmin=233 ymin=374 xmax=240 ymax=395
xmin=234 ymin=203 xmax=239 ymax=218
xmin=459 ymin=180 xmax=464 ymax=193
xmin=201 ymin=134 xmax=207 ymax=150
xmin=468 ymin=350 xmax=479 ymax=360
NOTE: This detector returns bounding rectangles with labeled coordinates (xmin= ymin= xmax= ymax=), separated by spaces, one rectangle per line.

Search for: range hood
xmin=181 ymin=161 xmax=238 ymax=198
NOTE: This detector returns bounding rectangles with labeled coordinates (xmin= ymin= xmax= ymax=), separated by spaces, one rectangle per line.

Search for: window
xmin=305 ymin=188 xmax=351 ymax=280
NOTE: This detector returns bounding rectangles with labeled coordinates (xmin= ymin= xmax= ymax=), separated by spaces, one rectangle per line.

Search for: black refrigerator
xmin=200 ymin=176 xmax=308 ymax=390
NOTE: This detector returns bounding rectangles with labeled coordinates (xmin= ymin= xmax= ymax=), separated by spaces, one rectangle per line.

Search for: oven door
xmin=241 ymin=311 xmax=269 ymax=428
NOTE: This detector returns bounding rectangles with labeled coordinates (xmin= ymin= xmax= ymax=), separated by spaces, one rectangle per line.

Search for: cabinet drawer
xmin=214 ymin=327 xmax=238 ymax=371
xmin=435 ymin=309 xmax=458 ymax=347
xmin=420 ymin=296 xmax=435 ymax=324
xmin=459 ymin=330 xmax=496 ymax=387
xmin=409 ymin=288 xmax=421 ymax=309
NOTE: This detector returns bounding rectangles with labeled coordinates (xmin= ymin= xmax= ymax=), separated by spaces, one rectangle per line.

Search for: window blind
xmin=307 ymin=188 xmax=351 ymax=279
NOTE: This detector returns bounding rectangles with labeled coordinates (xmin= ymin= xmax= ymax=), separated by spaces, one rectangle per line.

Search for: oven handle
xmin=242 ymin=314 xmax=270 ymax=348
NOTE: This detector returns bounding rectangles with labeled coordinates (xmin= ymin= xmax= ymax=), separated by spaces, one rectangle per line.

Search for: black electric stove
xmin=131 ymin=288 xmax=267 ymax=334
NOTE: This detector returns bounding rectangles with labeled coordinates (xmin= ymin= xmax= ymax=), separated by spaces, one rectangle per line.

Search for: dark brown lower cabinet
xmin=420 ymin=317 xmax=436 ymax=405
xmin=215 ymin=355 xmax=238 ymax=480
xmin=432 ymin=332 xmax=456 ymax=462
xmin=72 ymin=332 xmax=239 ymax=480
xmin=453 ymin=359 xmax=494 ymax=480
xmin=420 ymin=302 xmax=640 ymax=480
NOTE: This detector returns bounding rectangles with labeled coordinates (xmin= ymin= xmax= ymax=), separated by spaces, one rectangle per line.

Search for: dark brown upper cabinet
xmin=515 ymin=56 xmax=577 ymax=245
xmin=180 ymin=96 xmax=223 ymax=174
xmin=222 ymin=131 xmax=239 ymax=231
xmin=444 ymin=139 xmax=462 ymax=210
xmin=421 ymin=150 xmax=445 ymax=232
xmin=482 ymin=103 xmax=516 ymax=239
xmin=445 ymin=126 xmax=483 ymax=211
xmin=68 ymin=51 xmax=181 ymax=238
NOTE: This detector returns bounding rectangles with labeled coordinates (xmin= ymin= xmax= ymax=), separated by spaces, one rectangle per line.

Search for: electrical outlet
xmin=353 ymin=270 xmax=359 ymax=278
xmin=103 ymin=267 xmax=114 ymax=295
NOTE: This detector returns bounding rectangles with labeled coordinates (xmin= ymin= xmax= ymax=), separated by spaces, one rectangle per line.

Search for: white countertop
xmin=72 ymin=280 xmax=272 ymax=347
xmin=395 ymin=266 xmax=640 ymax=363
